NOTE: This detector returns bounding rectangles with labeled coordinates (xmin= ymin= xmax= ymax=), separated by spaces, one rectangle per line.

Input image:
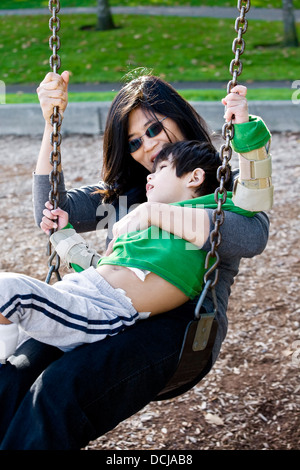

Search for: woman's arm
xmin=147 ymin=204 xmax=269 ymax=259
xmin=203 ymin=209 xmax=269 ymax=259
xmin=34 ymin=171 xmax=148 ymax=235
xmin=33 ymin=173 xmax=104 ymax=232
xmin=35 ymin=71 xmax=69 ymax=175
xmin=33 ymin=71 xmax=110 ymax=232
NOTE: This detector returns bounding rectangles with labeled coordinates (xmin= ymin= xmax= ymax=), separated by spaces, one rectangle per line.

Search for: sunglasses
xmin=128 ymin=117 xmax=167 ymax=153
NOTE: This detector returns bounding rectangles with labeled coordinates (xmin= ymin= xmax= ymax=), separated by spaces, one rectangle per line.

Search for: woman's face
xmin=128 ymin=107 xmax=186 ymax=172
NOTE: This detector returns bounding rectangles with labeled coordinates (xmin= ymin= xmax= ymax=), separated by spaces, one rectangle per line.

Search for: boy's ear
xmin=186 ymin=168 xmax=205 ymax=189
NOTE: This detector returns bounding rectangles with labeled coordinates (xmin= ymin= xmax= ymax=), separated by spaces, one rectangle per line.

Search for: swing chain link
xmin=203 ymin=0 xmax=250 ymax=288
xmin=48 ymin=0 xmax=61 ymax=73
xmin=46 ymin=0 xmax=62 ymax=284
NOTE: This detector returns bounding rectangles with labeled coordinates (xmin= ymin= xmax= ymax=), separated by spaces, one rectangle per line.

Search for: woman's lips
xmin=150 ymin=152 xmax=160 ymax=163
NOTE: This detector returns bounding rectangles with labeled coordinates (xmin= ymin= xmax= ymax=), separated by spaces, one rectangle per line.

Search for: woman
xmin=0 ymin=71 xmax=270 ymax=450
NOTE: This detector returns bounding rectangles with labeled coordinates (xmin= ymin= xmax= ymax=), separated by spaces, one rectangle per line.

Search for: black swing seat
xmin=155 ymin=281 xmax=218 ymax=401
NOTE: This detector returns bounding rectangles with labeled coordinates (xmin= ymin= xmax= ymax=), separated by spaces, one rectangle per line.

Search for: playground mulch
xmin=1 ymin=131 xmax=299 ymax=450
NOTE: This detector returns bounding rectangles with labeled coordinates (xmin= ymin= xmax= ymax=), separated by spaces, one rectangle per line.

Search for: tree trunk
xmin=282 ymin=0 xmax=299 ymax=46
xmin=96 ymin=0 xmax=115 ymax=31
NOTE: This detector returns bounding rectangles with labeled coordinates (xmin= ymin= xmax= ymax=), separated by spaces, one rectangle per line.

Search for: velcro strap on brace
xmin=50 ymin=229 xmax=101 ymax=270
xmin=239 ymin=154 xmax=272 ymax=180
xmin=53 ymin=233 xmax=88 ymax=260
xmin=232 ymin=180 xmax=274 ymax=212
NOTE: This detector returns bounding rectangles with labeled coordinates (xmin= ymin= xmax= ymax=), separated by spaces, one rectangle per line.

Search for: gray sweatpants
xmin=0 ymin=267 xmax=139 ymax=351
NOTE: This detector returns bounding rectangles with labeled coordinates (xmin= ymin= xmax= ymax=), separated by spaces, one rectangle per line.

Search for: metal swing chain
xmin=203 ymin=0 xmax=251 ymax=290
xmin=45 ymin=0 xmax=62 ymax=284
xmin=158 ymin=1 xmax=252 ymax=396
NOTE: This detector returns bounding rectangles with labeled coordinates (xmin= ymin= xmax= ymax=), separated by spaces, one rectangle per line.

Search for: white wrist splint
xmin=0 ymin=323 xmax=19 ymax=364
xmin=50 ymin=228 xmax=101 ymax=270
xmin=232 ymin=141 xmax=274 ymax=212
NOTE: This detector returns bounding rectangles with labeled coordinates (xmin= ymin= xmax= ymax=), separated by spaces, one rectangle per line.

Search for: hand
xmin=104 ymin=202 xmax=151 ymax=256
xmin=40 ymin=201 xmax=69 ymax=235
xmin=222 ymin=85 xmax=249 ymax=124
xmin=37 ymin=71 xmax=69 ymax=124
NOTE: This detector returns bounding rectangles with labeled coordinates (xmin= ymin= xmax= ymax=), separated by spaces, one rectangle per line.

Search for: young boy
xmin=0 ymin=140 xmax=255 ymax=362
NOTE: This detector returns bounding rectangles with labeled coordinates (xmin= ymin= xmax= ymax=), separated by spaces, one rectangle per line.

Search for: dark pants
xmin=0 ymin=304 xmax=212 ymax=450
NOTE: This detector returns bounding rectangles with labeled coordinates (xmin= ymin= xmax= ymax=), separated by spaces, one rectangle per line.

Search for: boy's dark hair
xmin=153 ymin=140 xmax=233 ymax=197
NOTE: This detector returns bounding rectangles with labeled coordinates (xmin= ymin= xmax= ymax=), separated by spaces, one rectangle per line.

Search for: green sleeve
xmin=63 ymin=222 xmax=74 ymax=230
xmin=70 ymin=263 xmax=84 ymax=273
xmin=232 ymin=115 xmax=271 ymax=153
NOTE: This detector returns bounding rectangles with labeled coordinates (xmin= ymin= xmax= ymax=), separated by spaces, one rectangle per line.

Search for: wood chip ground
xmin=1 ymin=131 xmax=299 ymax=450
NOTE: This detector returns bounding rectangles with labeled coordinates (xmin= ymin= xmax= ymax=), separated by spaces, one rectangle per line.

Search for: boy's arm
xmin=144 ymin=203 xmax=210 ymax=248
xmin=107 ymin=200 xmax=269 ymax=260
xmin=106 ymin=202 xmax=210 ymax=253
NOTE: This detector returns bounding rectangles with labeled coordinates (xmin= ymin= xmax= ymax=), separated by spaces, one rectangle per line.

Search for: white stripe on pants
xmin=0 ymin=267 xmax=139 ymax=351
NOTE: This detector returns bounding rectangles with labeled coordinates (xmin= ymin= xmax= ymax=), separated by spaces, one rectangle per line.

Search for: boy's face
xmin=146 ymin=157 xmax=192 ymax=204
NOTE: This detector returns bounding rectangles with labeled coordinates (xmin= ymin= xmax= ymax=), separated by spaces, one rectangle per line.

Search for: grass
xmin=0 ymin=14 xmax=299 ymax=86
xmin=5 ymin=88 xmax=294 ymax=104
xmin=1 ymin=1 xmax=300 ymax=9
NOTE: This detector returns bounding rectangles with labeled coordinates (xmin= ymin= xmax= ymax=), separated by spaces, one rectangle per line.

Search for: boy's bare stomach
xmin=96 ymin=264 xmax=189 ymax=316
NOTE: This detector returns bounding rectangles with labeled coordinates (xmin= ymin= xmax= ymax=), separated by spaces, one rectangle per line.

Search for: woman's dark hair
xmin=153 ymin=140 xmax=232 ymax=197
xmin=101 ymin=73 xmax=212 ymax=202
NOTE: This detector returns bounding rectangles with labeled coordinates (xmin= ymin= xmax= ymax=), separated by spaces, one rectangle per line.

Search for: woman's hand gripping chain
xmin=222 ymin=85 xmax=249 ymax=124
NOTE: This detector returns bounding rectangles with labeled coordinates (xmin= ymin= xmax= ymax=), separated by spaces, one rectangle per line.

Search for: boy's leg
xmin=0 ymin=269 xmax=138 ymax=352
xmin=0 ymin=272 xmax=79 ymax=355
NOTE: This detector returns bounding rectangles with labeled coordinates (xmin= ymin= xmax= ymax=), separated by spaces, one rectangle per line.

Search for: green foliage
xmin=5 ymin=88 xmax=293 ymax=103
xmin=1 ymin=1 xmax=300 ymax=9
xmin=0 ymin=13 xmax=299 ymax=85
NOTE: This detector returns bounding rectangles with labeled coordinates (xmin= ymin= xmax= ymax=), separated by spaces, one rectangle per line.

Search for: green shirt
xmin=98 ymin=193 xmax=255 ymax=299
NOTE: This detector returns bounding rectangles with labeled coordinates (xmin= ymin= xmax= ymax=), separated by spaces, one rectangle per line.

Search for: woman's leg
xmin=0 ymin=304 xmax=198 ymax=450
xmin=0 ymin=338 xmax=63 ymax=443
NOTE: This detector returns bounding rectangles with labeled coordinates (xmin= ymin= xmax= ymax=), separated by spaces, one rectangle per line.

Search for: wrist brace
xmin=50 ymin=228 xmax=101 ymax=270
xmin=232 ymin=140 xmax=274 ymax=212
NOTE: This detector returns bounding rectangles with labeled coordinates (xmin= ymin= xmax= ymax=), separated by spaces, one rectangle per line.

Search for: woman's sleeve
xmin=232 ymin=115 xmax=271 ymax=153
xmin=32 ymin=172 xmax=147 ymax=234
xmin=32 ymin=171 xmax=104 ymax=233
xmin=202 ymin=209 xmax=269 ymax=259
